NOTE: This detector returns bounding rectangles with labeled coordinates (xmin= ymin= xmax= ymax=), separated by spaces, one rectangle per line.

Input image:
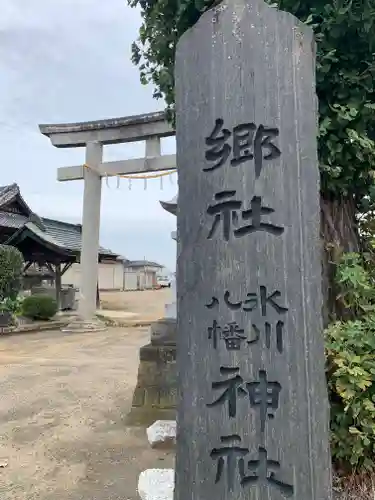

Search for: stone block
xmin=132 ymin=387 xmax=146 ymax=407
xmin=146 ymin=420 xmax=176 ymax=449
xmin=144 ymin=387 xmax=161 ymax=406
xmin=126 ymin=340 xmax=178 ymax=427
xmin=127 ymin=407 xmax=176 ymax=427
xmin=150 ymin=318 xmax=177 ymax=346
xmin=158 ymin=388 xmax=178 ymax=409
xmin=139 ymin=344 xmax=176 ymax=364
xmin=137 ymin=361 xmax=177 ymax=387
xmin=138 ymin=469 xmax=174 ymax=500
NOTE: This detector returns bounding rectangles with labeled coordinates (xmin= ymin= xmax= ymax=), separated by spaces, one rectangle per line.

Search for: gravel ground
xmin=0 ymin=326 xmax=174 ymax=500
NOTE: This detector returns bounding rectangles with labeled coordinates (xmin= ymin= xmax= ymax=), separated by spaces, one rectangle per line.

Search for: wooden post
xmin=61 ymin=262 xmax=73 ymax=275
xmin=54 ymin=263 xmax=62 ymax=311
xmin=23 ymin=262 xmax=33 ymax=273
xmin=174 ymin=1 xmax=332 ymax=499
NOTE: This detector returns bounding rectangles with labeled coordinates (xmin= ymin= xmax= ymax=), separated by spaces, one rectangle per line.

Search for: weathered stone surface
xmin=137 ymin=361 xmax=177 ymax=387
xmin=139 ymin=344 xmax=176 ymax=363
xmin=158 ymin=388 xmax=178 ymax=409
xmin=146 ymin=420 xmax=176 ymax=449
xmin=138 ymin=469 xmax=174 ymax=500
xmin=126 ymin=343 xmax=177 ymax=426
xmin=150 ymin=318 xmax=177 ymax=346
xmin=175 ymin=0 xmax=331 ymax=499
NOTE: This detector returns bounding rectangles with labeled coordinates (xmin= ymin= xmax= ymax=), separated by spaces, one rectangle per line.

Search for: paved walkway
xmin=0 ymin=327 xmax=174 ymax=500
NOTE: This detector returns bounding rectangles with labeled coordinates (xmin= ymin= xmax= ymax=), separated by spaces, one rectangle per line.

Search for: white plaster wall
xmin=62 ymin=261 xmax=124 ymax=291
xmin=124 ymin=268 xmax=156 ymax=290
xmin=99 ymin=263 xmax=114 ymax=290
xmin=113 ymin=262 xmax=124 ymax=290
xmin=124 ymin=270 xmax=138 ymax=291
xmin=98 ymin=261 xmax=124 ymax=290
xmin=143 ymin=270 xmax=156 ymax=289
xmin=61 ymin=263 xmax=81 ymax=288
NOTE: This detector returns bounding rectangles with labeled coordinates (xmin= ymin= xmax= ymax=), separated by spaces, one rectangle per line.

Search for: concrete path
xmin=0 ymin=327 xmax=174 ymax=500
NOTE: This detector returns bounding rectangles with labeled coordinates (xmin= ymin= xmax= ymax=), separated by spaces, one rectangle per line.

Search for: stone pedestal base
xmin=150 ymin=318 xmax=176 ymax=345
xmin=61 ymin=316 xmax=107 ymax=333
xmin=126 ymin=319 xmax=177 ymax=426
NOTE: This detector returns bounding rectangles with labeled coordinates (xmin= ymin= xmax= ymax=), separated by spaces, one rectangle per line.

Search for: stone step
xmin=138 ymin=469 xmax=174 ymax=500
xmin=147 ymin=420 xmax=176 ymax=449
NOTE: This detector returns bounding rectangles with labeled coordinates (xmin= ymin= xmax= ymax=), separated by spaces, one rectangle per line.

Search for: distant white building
xmin=62 ymin=256 xmax=125 ymax=291
xmin=123 ymin=260 xmax=164 ymax=291
xmin=63 ymin=258 xmax=164 ymax=292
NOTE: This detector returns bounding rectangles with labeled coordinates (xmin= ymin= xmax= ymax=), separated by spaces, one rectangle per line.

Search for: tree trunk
xmin=320 ymin=195 xmax=360 ymax=325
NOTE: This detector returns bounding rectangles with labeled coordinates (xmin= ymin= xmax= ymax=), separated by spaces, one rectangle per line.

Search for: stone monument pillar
xmin=126 ymin=195 xmax=178 ymax=426
xmin=174 ymin=0 xmax=332 ymax=499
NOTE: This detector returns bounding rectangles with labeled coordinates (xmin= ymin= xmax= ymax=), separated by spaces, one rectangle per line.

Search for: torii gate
xmin=39 ymin=111 xmax=176 ymax=329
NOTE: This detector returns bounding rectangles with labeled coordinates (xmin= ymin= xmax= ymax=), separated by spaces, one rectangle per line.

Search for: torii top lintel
xmin=39 ymin=111 xmax=175 ymax=148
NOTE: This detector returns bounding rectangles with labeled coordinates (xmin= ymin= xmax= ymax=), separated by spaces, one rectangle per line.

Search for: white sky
xmin=0 ymin=0 xmax=177 ymax=270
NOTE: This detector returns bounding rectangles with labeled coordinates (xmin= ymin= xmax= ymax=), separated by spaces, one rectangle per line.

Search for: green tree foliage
xmin=335 ymin=252 xmax=375 ymax=315
xmin=326 ymin=253 xmax=375 ymax=470
xmin=128 ymin=0 xmax=375 ymax=205
xmin=0 ymin=245 xmax=24 ymax=301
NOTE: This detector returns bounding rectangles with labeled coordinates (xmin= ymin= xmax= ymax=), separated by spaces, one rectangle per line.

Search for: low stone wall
xmin=0 ymin=319 xmax=70 ymax=336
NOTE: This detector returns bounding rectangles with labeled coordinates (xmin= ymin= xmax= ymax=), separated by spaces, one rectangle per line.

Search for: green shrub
xmin=21 ymin=295 xmax=58 ymax=321
xmin=326 ymin=253 xmax=375 ymax=471
xmin=0 ymin=245 xmax=24 ymax=301
xmin=0 ymin=296 xmax=23 ymax=315
xmin=335 ymin=253 xmax=375 ymax=317
xmin=326 ymin=317 xmax=375 ymax=470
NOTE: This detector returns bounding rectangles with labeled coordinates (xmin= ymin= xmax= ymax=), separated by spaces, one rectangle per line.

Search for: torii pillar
xmin=77 ymin=142 xmax=103 ymax=329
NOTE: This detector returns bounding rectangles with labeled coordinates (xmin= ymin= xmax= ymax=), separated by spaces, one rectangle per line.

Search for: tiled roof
xmin=25 ymin=221 xmax=73 ymax=252
xmin=0 ymin=184 xmax=118 ymax=257
xmin=40 ymin=218 xmax=83 ymax=253
xmin=0 ymin=183 xmax=44 ymax=229
xmin=125 ymin=260 xmax=163 ymax=268
xmin=42 ymin=218 xmax=117 ymax=255
xmin=0 ymin=210 xmax=27 ymax=229
xmin=0 ymin=184 xmax=18 ymax=206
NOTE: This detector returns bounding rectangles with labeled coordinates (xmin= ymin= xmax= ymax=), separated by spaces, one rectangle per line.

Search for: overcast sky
xmin=0 ymin=0 xmax=177 ymax=270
